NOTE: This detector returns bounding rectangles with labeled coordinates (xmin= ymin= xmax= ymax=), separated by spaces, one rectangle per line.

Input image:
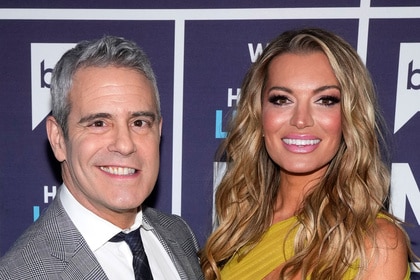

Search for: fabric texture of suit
xmin=0 ymin=190 xmax=204 ymax=280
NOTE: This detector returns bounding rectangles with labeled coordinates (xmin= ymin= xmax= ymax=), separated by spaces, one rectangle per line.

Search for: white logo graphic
xmin=390 ymin=163 xmax=420 ymax=225
xmin=394 ymin=43 xmax=420 ymax=133
xmin=31 ymin=43 xmax=75 ymax=130
xmin=248 ymin=43 xmax=264 ymax=63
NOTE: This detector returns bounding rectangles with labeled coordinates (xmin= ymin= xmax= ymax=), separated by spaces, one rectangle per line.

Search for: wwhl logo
xmin=395 ymin=43 xmax=420 ymax=133
xmin=31 ymin=43 xmax=75 ymax=130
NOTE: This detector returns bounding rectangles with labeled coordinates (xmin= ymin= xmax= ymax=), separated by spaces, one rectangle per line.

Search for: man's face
xmin=48 ymin=66 xmax=162 ymax=227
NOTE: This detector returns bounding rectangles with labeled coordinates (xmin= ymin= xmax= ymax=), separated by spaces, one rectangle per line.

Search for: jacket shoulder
xmin=0 ymin=196 xmax=86 ymax=279
xmin=142 ymin=206 xmax=204 ymax=280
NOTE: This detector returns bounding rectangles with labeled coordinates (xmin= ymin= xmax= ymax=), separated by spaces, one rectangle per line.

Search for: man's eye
xmin=90 ymin=120 xmax=105 ymax=127
xmin=134 ymin=120 xmax=148 ymax=127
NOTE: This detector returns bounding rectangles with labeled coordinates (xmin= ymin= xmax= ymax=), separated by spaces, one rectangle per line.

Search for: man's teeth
xmin=283 ymin=139 xmax=320 ymax=146
xmin=100 ymin=166 xmax=136 ymax=175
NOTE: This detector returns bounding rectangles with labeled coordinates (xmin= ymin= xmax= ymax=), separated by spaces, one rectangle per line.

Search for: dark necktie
xmin=110 ymin=229 xmax=154 ymax=280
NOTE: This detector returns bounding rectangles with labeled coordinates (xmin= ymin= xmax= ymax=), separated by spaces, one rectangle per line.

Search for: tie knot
xmin=109 ymin=231 xmax=126 ymax=242
xmin=110 ymin=230 xmax=143 ymax=255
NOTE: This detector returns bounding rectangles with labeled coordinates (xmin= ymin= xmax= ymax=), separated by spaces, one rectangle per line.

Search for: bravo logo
xmin=391 ymin=163 xmax=420 ymax=225
xmin=31 ymin=43 xmax=75 ymax=130
xmin=394 ymin=43 xmax=420 ymax=133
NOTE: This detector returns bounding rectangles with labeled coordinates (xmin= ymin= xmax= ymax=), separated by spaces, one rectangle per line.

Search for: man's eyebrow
xmin=131 ymin=111 xmax=157 ymax=122
xmin=79 ymin=113 xmax=111 ymax=124
xmin=78 ymin=111 xmax=157 ymax=124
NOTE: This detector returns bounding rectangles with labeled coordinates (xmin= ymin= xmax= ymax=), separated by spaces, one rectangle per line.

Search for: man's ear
xmin=159 ymin=117 xmax=163 ymax=137
xmin=46 ymin=116 xmax=67 ymax=162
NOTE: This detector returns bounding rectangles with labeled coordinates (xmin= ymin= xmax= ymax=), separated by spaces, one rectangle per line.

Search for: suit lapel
xmin=156 ymin=229 xmax=191 ymax=279
xmin=143 ymin=207 xmax=201 ymax=280
xmin=45 ymin=191 xmax=108 ymax=280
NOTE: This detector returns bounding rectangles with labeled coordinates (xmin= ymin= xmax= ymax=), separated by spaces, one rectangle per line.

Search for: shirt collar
xmin=59 ymin=184 xmax=144 ymax=252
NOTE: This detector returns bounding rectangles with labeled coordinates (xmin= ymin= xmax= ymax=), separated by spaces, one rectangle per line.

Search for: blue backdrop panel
xmin=0 ymin=20 xmax=175 ymax=255
xmin=367 ymin=18 xmax=420 ymax=258
xmin=1 ymin=3 xmax=420 ymax=278
xmin=371 ymin=0 xmax=420 ymax=7
xmin=182 ymin=19 xmax=359 ymax=245
xmin=0 ymin=1 xmax=360 ymax=9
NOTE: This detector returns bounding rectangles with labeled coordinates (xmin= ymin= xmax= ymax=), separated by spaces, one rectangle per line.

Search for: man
xmin=0 ymin=36 xmax=204 ymax=280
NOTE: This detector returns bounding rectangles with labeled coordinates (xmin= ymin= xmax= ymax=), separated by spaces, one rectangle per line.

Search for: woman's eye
xmin=317 ymin=96 xmax=341 ymax=106
xmin=268 ymin=95 xmax=290 ymax=105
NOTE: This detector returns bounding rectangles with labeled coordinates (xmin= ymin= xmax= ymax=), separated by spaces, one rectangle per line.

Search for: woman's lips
xmin=282 ymin=137 xmax=321 ymax=153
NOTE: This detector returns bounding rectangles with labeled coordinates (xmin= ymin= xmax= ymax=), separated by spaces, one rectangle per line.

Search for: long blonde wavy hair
xmin=201 ymin=28 xmax=409 ymax=279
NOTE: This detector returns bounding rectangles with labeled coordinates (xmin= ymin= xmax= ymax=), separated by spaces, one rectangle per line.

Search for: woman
xmin=201 ymin=28 xmax=414 ymax=279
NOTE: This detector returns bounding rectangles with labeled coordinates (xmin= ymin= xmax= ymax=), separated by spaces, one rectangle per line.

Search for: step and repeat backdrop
xmin=1 ymin=0 xmax=420 ymax=276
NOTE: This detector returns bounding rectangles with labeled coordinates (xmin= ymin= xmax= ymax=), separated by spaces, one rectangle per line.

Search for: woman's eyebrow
xmin=314 ymin=85 xmax=341 ymax=94
xmin=266 ymin=86 xmax=292 ymax=93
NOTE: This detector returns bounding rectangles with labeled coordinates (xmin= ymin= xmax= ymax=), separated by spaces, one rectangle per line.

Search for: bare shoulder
xmin=362 ymin=217 xmax=409 ymax=279
xmin=375 ymin=217 xmax=407 ymax=248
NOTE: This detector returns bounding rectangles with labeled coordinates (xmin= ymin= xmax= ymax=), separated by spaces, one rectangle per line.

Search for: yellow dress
xmin=220 ymin=216 xmax=410 ymax=279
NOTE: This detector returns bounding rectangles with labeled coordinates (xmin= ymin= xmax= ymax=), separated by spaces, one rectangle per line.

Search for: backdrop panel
xmin=0 ymin=19 xmax=175 ymax=255
xmin=367 ymin=18 xmax=420 ymax=258
xmin=0 ymin=1 xmax=360 ymax=9
xmin=371 ymin=0 xmax=420 ymax=7
xmin=182 ymin=18 xmax=359 ymax=245
xmin=1 ymin=3 xmax=420 ymax=278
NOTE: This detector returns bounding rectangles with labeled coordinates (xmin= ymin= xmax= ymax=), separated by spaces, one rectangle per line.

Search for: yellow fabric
xmin=221 ymin=216 xmax=298 ymax=279
xmin=220 ymin=215 xmax=410 ymax=280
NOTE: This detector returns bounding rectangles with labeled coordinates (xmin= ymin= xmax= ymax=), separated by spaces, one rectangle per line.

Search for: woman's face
xmin=262 ymin=52 xmax=342 ymax=176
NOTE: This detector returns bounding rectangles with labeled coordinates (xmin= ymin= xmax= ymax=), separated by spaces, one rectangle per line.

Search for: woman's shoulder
xmin=374 ymin=213 xmax=407 ymax=251
xmin=361 ymin=214 xmax=409 ymax=279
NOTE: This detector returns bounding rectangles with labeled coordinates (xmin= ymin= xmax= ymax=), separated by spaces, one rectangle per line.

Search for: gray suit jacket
xmin=0 ymin=191 xmax=204 ymax=280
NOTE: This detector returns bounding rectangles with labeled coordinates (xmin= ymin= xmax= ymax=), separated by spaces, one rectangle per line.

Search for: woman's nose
xmin=289 ymin=103 xmax=314 ymax=129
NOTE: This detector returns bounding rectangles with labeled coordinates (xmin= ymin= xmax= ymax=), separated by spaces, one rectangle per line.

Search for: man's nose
xmin=108 ymin=125 xmax=137 ymax=155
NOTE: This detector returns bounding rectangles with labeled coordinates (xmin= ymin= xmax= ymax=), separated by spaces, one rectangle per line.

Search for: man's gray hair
xmin=50 ymin=35 xmax=160 ymax=138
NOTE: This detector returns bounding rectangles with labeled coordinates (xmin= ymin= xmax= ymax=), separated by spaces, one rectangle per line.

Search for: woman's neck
xmin=272 ymin=167 xmax=326 ymax=224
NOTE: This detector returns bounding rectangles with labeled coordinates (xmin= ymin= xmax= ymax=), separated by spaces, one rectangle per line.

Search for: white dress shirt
xmin=60 ymin=185 xmax=181 ymax=280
